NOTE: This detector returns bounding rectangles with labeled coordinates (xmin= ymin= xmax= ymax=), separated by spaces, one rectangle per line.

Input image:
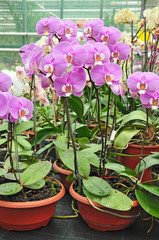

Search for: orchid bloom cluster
xmin=114 ymin=8 xmax=138 ymax=24
xmin=115 ymin=7 xmax=159 ymax=75
xmin=18 ymin=17 xmax=131 ymax=99
xmin=127 ymin=71 xmax=159 ymax=109
xmin=16 ymin=66 xmax=50 ymax=106
xmin=0 ymin=71 xmax=33 ymax=122
xmin=142 ymin=7 xmax=159 ymax=31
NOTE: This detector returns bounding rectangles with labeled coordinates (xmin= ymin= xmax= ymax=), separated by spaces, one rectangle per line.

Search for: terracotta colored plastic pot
xmin=118 ymin=144 xmax=159 ymax=182
xmin=69 ymin=182 xmax=140 ymax=231
xmin=0 ymin=178 xmax=65 ymax=231
xmin=53 ymin=160 xmax=73 ymax=190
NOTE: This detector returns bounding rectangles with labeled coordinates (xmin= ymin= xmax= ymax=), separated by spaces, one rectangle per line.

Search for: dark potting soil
xmin=0 ymin=178 xmax=61 ymax=202
xmin=130 ymin=132 xmax=159 ymax=146
xmin=152 ymin=165 xmax=159 ymax=174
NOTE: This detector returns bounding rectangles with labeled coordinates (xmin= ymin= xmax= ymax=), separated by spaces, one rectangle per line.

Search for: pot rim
xmin=0 ymin=178 xmax=65 ymax=208
xmin=69 ymin=182 xmax=139 ymax=209
xmin=53 ymin=160 xmax=73 ymax=175
xmin=128 ymin=144 xmax=159 ymax=149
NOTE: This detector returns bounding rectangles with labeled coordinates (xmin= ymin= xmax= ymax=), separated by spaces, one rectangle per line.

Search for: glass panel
xmin=0 ymin=0 xmax=145 ymax=69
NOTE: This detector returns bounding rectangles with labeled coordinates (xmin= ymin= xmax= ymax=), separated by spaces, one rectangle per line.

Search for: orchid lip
xmin=101 ymin=34 xmax=109 ymax=42
xmin=95 ymin=52 xmax=105 ymax=62
xmin=139 ymin=89 xmax=146 ymax=94
xmin=62 ymin=84 xmax=72 ymax=94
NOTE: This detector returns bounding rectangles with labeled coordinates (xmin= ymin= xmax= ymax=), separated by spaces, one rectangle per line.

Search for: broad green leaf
xmin=119 ymin=110 xmax=151 ymax=130
xmin=16 ymin=121 xmax=34 ymax=134
xmin=54 ymin=139 xmax=68 ymax=159
xmin=59 ymin=149 xmax=74 ymax=170
xmin=77 ymin=126 xmax=90 ymax=139
xmin=4 ymin=156 xmax=28 ymax=171
xmin=81 ymin=143 xmax=102 ymax=153
xmin=90 ymin=124 xmax=109 ymax=139
xmin=59 ymin=149 xmax=90 ymax=177
xmin=0 ymin=138 xmax=7 ymax=146
xmin=68 ymin=95 xmax=84 ymax=122
xmin=17 ymin=136 xmax=32 ymax=150
xmin=18 ymin=150 xmax=34 ymax=157
xmin=83 ymin=186 xmax=133 ymax=211
xmin=105 ymin=163 xmax=136 ymax=176
xmin=80 ymin=150 xmax=99 ymax=167
xmin=135 ymin=153 xmax=159 ymax=174
xmin=54 ymin=141 xmax=67 ymax=151
xmin=30 ymin=127 xmax=62 ymax=145
xmin=0 ymin=123 xmax=8 ymax=132
xmin=20 ymin=161 xmax=52 ymax=186
xmin=12 ymin=141 xmax=23 ymax=152
xmin=0 ymin=182 xmax=23 ymax=195
xmin=135 ymin=188 xmax=159 ymax=218
xmin=25 ymin=179 xmax=45 ymax=189
xmin=138 ymin=183 xmax=159 ymax=197
xmin=37 ymin=142 xmax=54 ymax=155
xmin=4 ymin=172 xmax=21 ymax=180
xmin=77 ymin=151 xmax=90 ymax=177
xmin=0 ymin=168 xmax=7 ymax=176
xmin=114 ymin=128 xmax=140 ymax=148
xmin=78 ymin=137 xmax=90 ymax=148
xmin=66 ymin=172 xmax=77 ymax=183
xmin=83 ymin=177 xmax=111 ymax=196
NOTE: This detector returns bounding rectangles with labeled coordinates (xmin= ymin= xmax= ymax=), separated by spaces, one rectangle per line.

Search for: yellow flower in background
xmin=114 ymin=8 xmax=138 ymax=24
xmin=114 ymin=9 xmax=126 ymax=23
xmin=143 ymin=7 xmax=159 ymax=31
xmin=119 ymin=31 xmax=132 ymax=48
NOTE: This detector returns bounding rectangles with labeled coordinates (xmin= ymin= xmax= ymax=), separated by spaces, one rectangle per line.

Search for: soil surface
xmin=0 ymin=178 xmax=61 ymax=202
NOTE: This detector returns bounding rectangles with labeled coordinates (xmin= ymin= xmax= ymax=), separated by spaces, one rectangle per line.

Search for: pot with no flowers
xmin=114 ymin=109 xmax=159 ymax=182
xmin=0 ymin=73 xmax=65 ymax=231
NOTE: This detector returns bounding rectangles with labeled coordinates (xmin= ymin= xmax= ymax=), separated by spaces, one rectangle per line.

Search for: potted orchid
xmin=1 ymin=9 xmax=158 ymax=232
xmin=0 ymin=69 xmax=65 ymax=231
xmin=20 ymin=16 xmax=143 ymax=231
xmin=113 ymin=7 xmax=159 ymax=184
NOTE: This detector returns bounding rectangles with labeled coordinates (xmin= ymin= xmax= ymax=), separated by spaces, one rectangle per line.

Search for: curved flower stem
xmin=32 ymin=73 xmax=37 ymax=155
xmin=52 ymin=89 xmax=57 ymax=126
xmin=8 ymin=121 xmax=19 ymax=183
xmin=143 ymin=17 xmax=148 ymax=72
xmin=63 ymin=97 xmax=81 ymax=192
xmin=84 ymin=67 xmax=104 ymax=174
xmin=86 ymin=84 xmax=93 ymax=126
xmin=150 ymin=35 xmax=159 ymax=72
xmin=132 ymin=25 xmax=144 ymax=41
xmin=130 ymin=21 xmax=134 ymax=74
xmin=102 ymin=87 xmax=111 ymax=178
xmin=13 ymin=122 xmax=20 ymax=181
xmin=110 ymin=95 xmax=116 ymax=137
xmin=136 ymin=108 xmax=149 ymax=184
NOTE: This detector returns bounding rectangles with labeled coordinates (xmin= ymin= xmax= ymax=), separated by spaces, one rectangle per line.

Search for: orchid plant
xmin=1 ymin=8 xmax=159 ymax=219
xmin=0 ymin=71 xmax=52 ymax=196
xmin=15 ymin=16 xmax=141 ymax=212
xmin=28 ymin=14 xmax=159 ymax=219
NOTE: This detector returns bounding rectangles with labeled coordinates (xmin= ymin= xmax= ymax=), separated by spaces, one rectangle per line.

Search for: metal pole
xmin=23 ymin=0 xmax=27 ymax=45
xmin=140 ymin=0 xmax=146 ymax=19
xmin=60 ymin=0 xmax=64 ymax=19
xmin=100 ymin=0 xmax=103 ymax=19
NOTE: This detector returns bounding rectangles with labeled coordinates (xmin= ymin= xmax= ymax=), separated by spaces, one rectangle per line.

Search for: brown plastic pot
xmin=53 ymin=160 xmax=73 ymax=190
xmin=69 ymin=182 xmax=140 ymax=231
xmin=118 ymin=144 xmax=159 ymax=182
xmin=0 ymin=178 xmax=65 ymax=231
